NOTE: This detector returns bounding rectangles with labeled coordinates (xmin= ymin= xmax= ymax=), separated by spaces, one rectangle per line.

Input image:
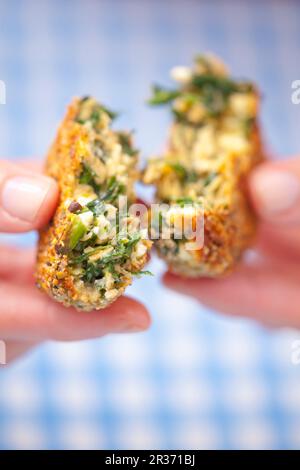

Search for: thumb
xmin=0 ymin=160 xmax=59 ymax=233
xmin=248 ymin=158 xmax=300 ymax=226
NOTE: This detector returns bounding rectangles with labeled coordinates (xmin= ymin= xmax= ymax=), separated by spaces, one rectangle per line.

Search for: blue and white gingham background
xmin=0 ymin=0 xmax=300 ymax=450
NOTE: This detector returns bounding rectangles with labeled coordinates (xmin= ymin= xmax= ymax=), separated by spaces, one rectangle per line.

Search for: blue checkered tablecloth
xmin=0 ymin=0 xmax=300 ymax=450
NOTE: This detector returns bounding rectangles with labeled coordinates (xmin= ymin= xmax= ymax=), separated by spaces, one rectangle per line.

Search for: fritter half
xmin=144 ymin=54 xmax=264 ymax=277
xmin=36 ymin=97 xmax=152 ymax=311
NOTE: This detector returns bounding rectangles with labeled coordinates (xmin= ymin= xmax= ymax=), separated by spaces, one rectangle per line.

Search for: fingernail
xmin=116 ymin=317 xmax=150 ymax=333
xmin=252 ymin=169 xmax=300 ymax=215
xmin=119 ymin=323 xmax=148 ymax=333
xmin=1 ymin=176 xmax=51 ymax=222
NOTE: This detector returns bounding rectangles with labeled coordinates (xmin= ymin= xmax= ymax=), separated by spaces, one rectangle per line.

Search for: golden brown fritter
xmin=36 ymin=97 xmax=151 ymax=311
xmin=144 ymin=54 xmax=264 ymax=277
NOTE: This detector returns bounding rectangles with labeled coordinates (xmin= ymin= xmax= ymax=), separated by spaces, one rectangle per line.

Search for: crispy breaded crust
xmin=157 ymin=190 xmax=257 ymax=278
xmin=36 ymin=99 xmax=148 ymax=311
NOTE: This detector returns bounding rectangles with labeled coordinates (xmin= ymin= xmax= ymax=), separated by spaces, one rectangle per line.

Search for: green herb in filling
xmin=175 ymin=197 xmax=195 ymax=206
xmin=79 ymin=163 xmax=101 ymax=192
xmin=74 ymin=233 xmax=98 ymax=252
xmin=203 ymin=171 xmax=217 ymax=187
xmin=117 ymin=132 xmax=138 ymax=156
xmin=82 ymin=262 xmax=103 ymax=283
xmin=69 ymin=97 xmax=146 ymax=288
xmin=69 ymin=217 xmax=87 ymax=250
xmin=168 ymin=163 xmax=198 ymax=183
xmin=148 ymin=84 xmax=180 ymax=105
xmin=75 ymin=97 xmax=118 ymax=127
xmin=148 ymin=60 xmax=255 ymax=122
xmin=131 ymin=270 xmax=153 ymax=278
xmin=99 ymin=176 xmax=125 ymax=203
xmin=168 ymin=162 xmax=187 ymax=179
xmin=85 ymin=199 xmax=106 ymax=216
xmin=191 ymin=75 xmax=253 ymax=117
xmin=76 ymin=233 xmax=141 ymax=284
xmin=242 ymin=117 xmax=255 ymax=137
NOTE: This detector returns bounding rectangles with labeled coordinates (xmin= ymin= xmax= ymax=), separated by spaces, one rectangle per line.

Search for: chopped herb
xmin=123 ymin=232 xmax=141 ymax=249
xmin=93 ymin=138 xmax=108 ymax=163
xmin=190 ymin=74 xmax=254 ymax=116
xmin=86 ymin=199 xmax=105 ymax=216
xmin=100 ymin=176 xmax=125 ymax=203
xmin=70 ymin=246 xmax=110 ymax=264
xmin=191 ymin=74 xmax=238 ymax=95
xmin=172 ymin=109 xmax=191 ymax=124
xmin=99 ymin=104 xmax=118 ymax=121
xmin=79 ymin=169 xmax=124 ymax=204
xmin=194 ymin=54 xmax=214 ymax=73
xmin=82 ymin=262 xmax=103 ymax=283
xmin=148 ymin=69 xmax=255 ymax=121
xmin=75 ymin=98 xmax=118 ymax=127
xmin=186 ymin=171 xmax=198 ymax=183
xmin=202 ymin=86 xmax=227 ymax=116
xmin=168 ymin=162 xmax=187 ymax=179
xmin=76 ymin=233 xmax=141 ymax=284
xmin=79 ymin=163 xmax=101 ymax=192
xmin=107 ymin=264 xmax=122 ymax=284
xmin=203 ymin=172 xmax=217 ymax=186
xmin=74 ymin=233 xmax=98 ymax=252
xmin=242 ymin=117 xmax=255 ymax=137
xmin=89 ymin=109 xmax=101 ymax=126
xmin=192 ymin=74 xmax=254 ymax=95
xmin=175 ymin=197 xmax=195 ymax=206
xmin=131 ymin=270 xmax=153 ymax=278
xmin=148 ymin=84 xmax=180 ymax=105
xmin=180 ymin=93 xmax=199 ymax=106
xmin=168 ymin=163 xmax=198 ymax=183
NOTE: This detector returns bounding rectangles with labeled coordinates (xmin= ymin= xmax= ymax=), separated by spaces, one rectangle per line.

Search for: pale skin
xmin=1 ymin=157 xmax=300 ymax=363
xmin=0 ymin=161 xmax=151 ymax=363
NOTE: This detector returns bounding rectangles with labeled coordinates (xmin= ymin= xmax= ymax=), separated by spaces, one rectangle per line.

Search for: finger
xmin=256 ymin=223 xmax=300 ymax=263
xmin=0 ymin=245 xmax=36 ymax=281
xmin=0 ymin=160 xmax=59 ymax=232
xmin=249 ymin=157 xmax=300 ymax=226
xmin=0 ymin=281 xmax=151 ymax=341
xmin=163 ymin=261 xmax=300 ymax=328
